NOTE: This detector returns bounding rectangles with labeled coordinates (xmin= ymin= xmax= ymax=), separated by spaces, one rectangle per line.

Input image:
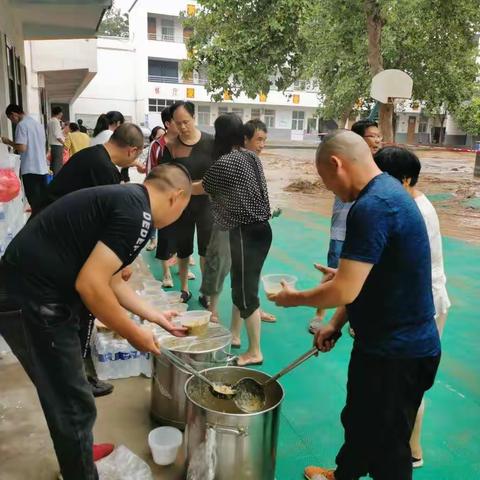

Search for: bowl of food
xmin=163 ymin=291 xmax=183 ymax=303
xmin=262 ymin=274 xmax=298 ymax=295
xmin=178 ymin=310 xmax=212 ymax=336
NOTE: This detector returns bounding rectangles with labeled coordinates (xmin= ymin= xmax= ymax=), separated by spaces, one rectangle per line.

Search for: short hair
xmin=52 ymin=106 xmax=63 ymax=116
xmin=374 ymin=146 xmax=421 ymax=186
xmin=161 ymin=107 xmax=173 ymax=128
xmin=351 ymin=119 xmax=378 ymax=138
xmin=109 ymin=123 xmax=144 ymax=149
xmin=170 ymin=101 xmax=195 ymax=118
xmin=146 ymin=163 xmax=192 ymax=196
xmin=244 ymin=119 xmax=267 ymax=139
xmin=69 ymin=122 xmax=79 ymax=132
xmin=77 ymin=119 xmax=84 ymax=125
xmin=214 ymin=113 xmax=245 ymax=159
xmin=5 ymin=104 xmax=24 ymax=116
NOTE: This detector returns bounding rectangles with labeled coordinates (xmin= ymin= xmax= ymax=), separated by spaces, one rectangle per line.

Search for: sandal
xmin=260 ymin=310 xmax=276 ymax=323
xmin=181 ymin=290 xmax=192 ymax=303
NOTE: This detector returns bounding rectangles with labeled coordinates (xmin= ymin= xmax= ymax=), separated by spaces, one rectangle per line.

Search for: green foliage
xmin=184 ymin=0 xmax=480 ymax=121
xmin=98 ymin=5 xmax=129 ymax=38
xmin=455 ymin=94 xmax=480 ymax=135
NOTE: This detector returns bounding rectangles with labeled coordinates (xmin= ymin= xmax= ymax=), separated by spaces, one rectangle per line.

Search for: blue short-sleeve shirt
xmin=341 ymin=173 xmax=440 ymax=358
xmin=15 ymin=115 xmax=48 ymax=175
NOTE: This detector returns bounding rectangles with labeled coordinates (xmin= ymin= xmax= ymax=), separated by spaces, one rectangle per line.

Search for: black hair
xmin=93 ymin=111 xmax=125 ymax=137
xmin=149 ymin=126 xmax=165 ymax=143
xmin=213 ymin=113 xmax=245 ymax=160
xmin=161 ymin=106 xmax=173 ymax=128
xmin=69 ymin=122 xmax=79 ymax=132
xmin=170 ymin=100 xmax=195 ymax=118
xmin=110 ymin=123 xmax=144 ymax=149
xmin=244 ymin=119 xmax=267 ymax=139
xmin=77 ymin=119 xmax=83 ymax=125
xmin=51 ymin=106 xmax=63 ymax=116
xmin=5 ymin=104 xmax=24 ymax=116
xmin=374 ymin=146 xmax=421 ymax=187
xmin=351 ymin=119 xmax=378 ymax=138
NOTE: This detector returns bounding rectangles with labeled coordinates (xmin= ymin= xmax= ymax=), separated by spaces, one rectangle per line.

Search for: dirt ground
xmin=263 ymin=148 xmax=480 ymax=244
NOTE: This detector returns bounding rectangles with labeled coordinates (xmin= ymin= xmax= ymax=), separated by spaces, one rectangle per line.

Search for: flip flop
xmin=260 ymin=311 xmax=277 ymax=323
xmin=231 ymin=343 xmax=241 ymax=349
xmin=234 ymin=358 xmax=264 ymax=367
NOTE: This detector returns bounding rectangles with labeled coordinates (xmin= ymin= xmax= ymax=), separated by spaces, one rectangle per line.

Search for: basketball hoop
xmin=371 ymin=70 xmax=413 ymax=104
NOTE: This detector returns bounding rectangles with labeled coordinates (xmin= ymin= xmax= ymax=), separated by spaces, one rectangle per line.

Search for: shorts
xmin=200 ymin=226 xmax=231 ymax=296
xmin=229 ymin=221 xmax=272 ymax=318
xmin=328 ymin=238 xmax=344 ymax=269
xmin=155 ymin=223 xmax=177 ymax=261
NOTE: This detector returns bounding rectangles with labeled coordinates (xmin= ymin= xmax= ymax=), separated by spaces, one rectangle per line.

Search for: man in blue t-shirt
xmin=269 ymin=130 xmax=440 ymax=480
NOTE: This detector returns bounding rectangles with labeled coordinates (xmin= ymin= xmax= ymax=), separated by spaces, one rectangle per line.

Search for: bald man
xmin=269 ymin=131 xmax=440 ymax=480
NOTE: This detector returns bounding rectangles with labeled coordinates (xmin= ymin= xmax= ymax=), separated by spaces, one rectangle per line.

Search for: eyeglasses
xmin=364 ymin=135 xmax=383 ymax=140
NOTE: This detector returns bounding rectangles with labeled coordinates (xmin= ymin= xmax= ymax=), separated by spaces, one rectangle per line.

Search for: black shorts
xmin=157 ymin=196 xmax=213 ymax=260
xmin=229 ymin=221 xmax=272 ymax=318
xmin=334 ymin=349 xmax=440 ymax=480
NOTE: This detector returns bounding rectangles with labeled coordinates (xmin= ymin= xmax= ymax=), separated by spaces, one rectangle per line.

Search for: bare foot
xmin=210 ymin=314 xmax=219 ymax=323
xmin=231 ymin=337 xmax=241 ymax=348
xmin=236 ymin=354 xmax=263 ymax=367
xmin=260 ymin=309 xmax=276 ymax=323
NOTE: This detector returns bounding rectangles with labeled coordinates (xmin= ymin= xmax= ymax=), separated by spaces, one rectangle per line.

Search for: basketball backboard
xmin=370 ymin=69 xmax=413 ymax=103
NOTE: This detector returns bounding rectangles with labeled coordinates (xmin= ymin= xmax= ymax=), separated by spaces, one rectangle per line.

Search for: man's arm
xmin=268 ymin=258 xmax=373 ymax=309
xmin=76 ymin=241 xmax=160 ymax=353
xmin=110 ymin=272 xmax=186 ymax=336
xmin=192 ymin=180 xmax=206 ymax=195
xmin=1 ymin=137 xmax=27 ymax=153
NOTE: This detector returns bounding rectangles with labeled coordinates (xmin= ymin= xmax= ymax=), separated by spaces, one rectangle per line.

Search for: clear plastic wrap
xmin=96 ymin=445 xmax=153 ymax=480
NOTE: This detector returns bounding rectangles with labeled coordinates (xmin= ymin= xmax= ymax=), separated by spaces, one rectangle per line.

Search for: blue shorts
xmin=327 ymin=239 xmax=344 ymax=269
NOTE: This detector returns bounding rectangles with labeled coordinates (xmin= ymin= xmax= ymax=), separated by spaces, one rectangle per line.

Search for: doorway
xmin=406 ymin=116 xmax=416 ymax=144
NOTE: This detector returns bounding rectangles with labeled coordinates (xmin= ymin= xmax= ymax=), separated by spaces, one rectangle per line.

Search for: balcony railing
xmin=148 ymin=32 xmax=186 ymax=43
xmin=148 ymin=75 xmax=208 ymax=85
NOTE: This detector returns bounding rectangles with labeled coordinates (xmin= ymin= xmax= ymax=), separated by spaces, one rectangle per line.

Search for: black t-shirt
xmin=4 ymin=184 xmax=153 ymax=303
xmin=162 ymin=132 xmax=215 ymax=180
xmin=39 ymin=144 xmax=121 ymax=210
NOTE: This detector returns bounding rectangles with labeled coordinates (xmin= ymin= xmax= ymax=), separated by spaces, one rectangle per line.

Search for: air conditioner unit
xmin=193 ymin=71 xmax=199 ymax=83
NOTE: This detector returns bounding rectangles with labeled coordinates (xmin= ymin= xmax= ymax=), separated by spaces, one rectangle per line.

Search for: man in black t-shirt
xmin=34 ymin=122 xmax=144 ymax=215
xmin=0 ymin=164 xmax=191 ymax=480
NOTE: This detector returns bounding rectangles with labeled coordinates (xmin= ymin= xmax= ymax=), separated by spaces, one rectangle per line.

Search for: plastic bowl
xmin=262 ymin=274 xmax=298 ymax=295
xmin=178 ymin=310 xmax=212 ymax=336
xmin=163 ymin=291 xmax=183 ymax=303
xmin=142 ymin=279 xmax=163 ymax=289
xmin=167 ymin=302 xmax=188 ymax=313
xmin=148 ymin=426 xmax=183 ymax=465
xmin=142 ymin=286 xmax=164 ymax=297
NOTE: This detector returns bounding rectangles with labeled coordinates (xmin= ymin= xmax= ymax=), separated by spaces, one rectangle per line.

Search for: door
xmin=407 ymin=116 xmax=416 ymax=144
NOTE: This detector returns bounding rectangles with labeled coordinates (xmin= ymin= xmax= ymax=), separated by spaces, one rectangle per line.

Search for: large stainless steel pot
xmin=151 ymin=324 xmax=233 ymax=429
xmin=184 ymin=366 xmax=284 ymax=480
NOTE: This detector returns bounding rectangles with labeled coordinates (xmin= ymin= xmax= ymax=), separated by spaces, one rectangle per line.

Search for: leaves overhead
xmin=98 ymin=5 xmax=129 ymax=38
xmin=184 ymin=0 xmax=480 ymax=120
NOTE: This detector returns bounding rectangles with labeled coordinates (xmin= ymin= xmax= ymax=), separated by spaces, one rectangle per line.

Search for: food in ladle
xmin=212 ymin=383 xmax=236 ymax=396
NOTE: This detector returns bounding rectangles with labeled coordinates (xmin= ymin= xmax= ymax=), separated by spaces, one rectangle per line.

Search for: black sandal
xmin=181 ymin=290 xmax=192 ymax=303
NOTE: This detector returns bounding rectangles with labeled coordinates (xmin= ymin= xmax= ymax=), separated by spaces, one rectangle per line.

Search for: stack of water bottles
xmin=91 ymin=256 xmax=188 ymax=380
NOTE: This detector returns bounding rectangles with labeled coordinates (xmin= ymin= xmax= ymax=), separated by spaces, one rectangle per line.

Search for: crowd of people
xmin=0 ymin=99 xmax=450 ymax=480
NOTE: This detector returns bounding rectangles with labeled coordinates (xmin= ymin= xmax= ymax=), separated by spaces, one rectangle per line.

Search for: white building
xmin=0 ymin=0 xmax=111 ymax=136
xmin=72 ymin=0 xmax=321 ymax=140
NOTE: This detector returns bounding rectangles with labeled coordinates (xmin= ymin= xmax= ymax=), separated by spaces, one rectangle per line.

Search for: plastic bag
xmin=96 ymin=445 xmax=153 ymax=480
xmin=0 ymin=169 xmax=20 ymax=202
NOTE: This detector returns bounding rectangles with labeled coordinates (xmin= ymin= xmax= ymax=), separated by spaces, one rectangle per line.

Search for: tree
xmin=183 ymin=0 xmax=480 ymax=142
xmin=98 ymin=4 xmax=129 ymax=38
xmin=455 ymin=95 xmax=480 ymax=136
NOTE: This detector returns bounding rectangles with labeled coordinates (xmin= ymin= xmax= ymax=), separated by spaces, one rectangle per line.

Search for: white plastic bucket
xmin=148 ymin=426 xmax=183 ymax=465
xmin=262 ymin=274 xmax=297 ymax=295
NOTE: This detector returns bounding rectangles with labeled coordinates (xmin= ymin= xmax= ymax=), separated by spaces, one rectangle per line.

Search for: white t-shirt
xmin=415 ymin=194 xmax=451 ymax=316
xmin=15 ymin=115 xmax=48 ymax=175
xmin=47 ymin=117 xmax=63 ymax=146
xmin=90 ymin=129 xmax=113 ymax=146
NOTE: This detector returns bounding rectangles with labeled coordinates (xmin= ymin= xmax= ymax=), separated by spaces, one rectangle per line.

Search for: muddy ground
xmin=262 ymin=148 xmax=480 ymax=244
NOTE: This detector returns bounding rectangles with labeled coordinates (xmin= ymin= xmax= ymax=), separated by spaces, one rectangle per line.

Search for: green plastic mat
xmin=144 ymin=209 xmax=480 ymax=479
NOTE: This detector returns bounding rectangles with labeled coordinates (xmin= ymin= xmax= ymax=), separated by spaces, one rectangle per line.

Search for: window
xmin=148 ymin=98 xmax=174 ymax=112
xmin=251 ymin=108 xmax=261 ymax=120
xmin=218 ymin=106 xmax=229 ymax=117
xmin=161 ymin=18 xmax=175 ymax=42
xmin=232 ymin=108 xmax=244 ymax=120
xmin=197 ymin=106 xmax=211 ymax=126
xmin=418 ymin=122 xmax=428 ymax=134
xmin=147 ymin=16 xmax=156 ymax=40
xmin=148 ymin=59 xmax=178 ymax=83
xmin=264 ymin=109 xmax=275 ymax=128
xmin=292 ymin=111 xmax=305 ymax=131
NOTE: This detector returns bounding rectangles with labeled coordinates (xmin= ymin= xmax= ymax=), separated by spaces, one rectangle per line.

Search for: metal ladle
xmin=234 ymin=331 xmax=342 ymax=413
xmin=160 ymin=347 xmax=236 ymax=400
